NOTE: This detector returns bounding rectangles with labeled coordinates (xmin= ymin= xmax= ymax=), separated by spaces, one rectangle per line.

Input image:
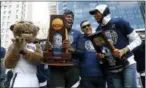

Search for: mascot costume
xmin=4 ymin=21 xmax=43 ymax=87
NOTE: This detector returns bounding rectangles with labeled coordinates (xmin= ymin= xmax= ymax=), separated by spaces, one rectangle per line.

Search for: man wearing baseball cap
xmin=89 ymin=4 xmax=142 ymax=88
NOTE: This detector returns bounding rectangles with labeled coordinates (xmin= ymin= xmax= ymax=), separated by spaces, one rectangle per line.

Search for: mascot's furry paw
xmin=11 ymin=36 xmax=27 ymax=54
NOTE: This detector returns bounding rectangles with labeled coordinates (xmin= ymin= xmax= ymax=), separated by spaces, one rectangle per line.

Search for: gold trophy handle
xmin=65 ymin=28 xmax=68 ymax=40
xmin=65 ymin=28 xmax=69 ymax=53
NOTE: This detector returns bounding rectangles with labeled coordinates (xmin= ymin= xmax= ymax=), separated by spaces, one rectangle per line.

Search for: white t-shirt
xmin=12 ymin=43 xmax=37 ymax=74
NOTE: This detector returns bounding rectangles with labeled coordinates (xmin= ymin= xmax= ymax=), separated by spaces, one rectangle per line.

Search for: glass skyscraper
xmin=58 ymin=1 xmax=145 ymax=32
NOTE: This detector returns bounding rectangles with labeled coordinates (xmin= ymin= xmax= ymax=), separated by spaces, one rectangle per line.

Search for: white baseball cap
xmin=89 ymin=4 xmax=108 ymax=15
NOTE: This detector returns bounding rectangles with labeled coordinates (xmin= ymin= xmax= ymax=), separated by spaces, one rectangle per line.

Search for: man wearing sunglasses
xmin=77 ymin=20 xmax=105 ymax=88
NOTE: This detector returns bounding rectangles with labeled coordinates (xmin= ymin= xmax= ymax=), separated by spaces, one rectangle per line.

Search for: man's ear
xmin=10 ymin=24 xmax=15 ymax=31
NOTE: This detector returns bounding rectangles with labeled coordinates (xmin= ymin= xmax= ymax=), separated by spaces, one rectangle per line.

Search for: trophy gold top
xmin=52 ymin=18 xmax=63 ymax=31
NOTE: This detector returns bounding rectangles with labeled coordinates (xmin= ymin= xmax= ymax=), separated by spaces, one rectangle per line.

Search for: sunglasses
xmin=82 ymin=24 xmax=91 ymax=29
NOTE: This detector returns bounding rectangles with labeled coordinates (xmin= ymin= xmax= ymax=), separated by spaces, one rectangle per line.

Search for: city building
xmin=1 ymin=2 xmax=31 ymax=49
xmin=34 ymin=2 xmax=58 ymax=39
xmin=0 ymin=2 xmax=58 ymax=48
xmin=58 ymin=1 xmax=145 ymax=32
xmin=48 ymin=2 xmax=58 ymax=15
xmin=31 ymin=2 xmax=55 ymax=39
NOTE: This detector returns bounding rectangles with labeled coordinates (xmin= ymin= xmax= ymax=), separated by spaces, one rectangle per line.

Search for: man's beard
xmin=96 ymin=18 xmax=102 ymax=24
xmin=66 ymin=23 xmax=72 ymax=31
xmin=96 ymin=16 xmax=103 ymax=24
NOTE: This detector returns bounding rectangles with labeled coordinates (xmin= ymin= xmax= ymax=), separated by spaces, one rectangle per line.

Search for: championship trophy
xmin=43 ymin=15 xmax=73 ymax=66
xmin=89 ymin=31 xmax=129 ymax=70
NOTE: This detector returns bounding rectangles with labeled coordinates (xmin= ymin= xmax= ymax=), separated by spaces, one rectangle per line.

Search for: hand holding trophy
xmin=45 ymin=41 xmax=53 ymax=51
xmin=62 ymin=40 xmax=71 ymax=49
xmin=62 ymin=40 xmax=75 ymax=52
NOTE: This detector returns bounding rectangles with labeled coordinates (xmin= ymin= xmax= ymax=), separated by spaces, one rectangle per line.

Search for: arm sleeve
xmin=120 ymin=19 xmax=142 ymax=51
xmin=126 ymin=30 xmax=142 ymax=51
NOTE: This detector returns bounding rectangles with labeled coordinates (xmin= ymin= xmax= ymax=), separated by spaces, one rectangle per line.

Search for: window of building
xmin=2 ymin=22 xmax=5 ymax=27
xmin=1 ymin=6 xmax=3 ymax=9
xmin=8 ymin=16 xmax=10 ymax=20
xmin=1 ymin=35 xmax=4 ymax=41
xmin=16 ymin=10 xmax=19 ymax=13
xmin=3 ymin=16 xmax=5 ymax=20
xmin=8 ymin=11 xmax=11 ymax=14
xmin=9 ymin=5 xmax=11 ymax=8
xmin=7 ymin=26 xmax=9 ymax=30
xmin=1 ymin=29 xmax=4 ymax=33
xmin=7 ymin=22 xmax=10 ymax=26
xmin=4 ymin=5 xmax=7 ymax=9
xmin=3 ymin=11 xmax=6 ymax=14
xmin=2 ymin=2 xmax=5 ymax=5
xmin=17 ymin=4 xmax=19 ymax=8
xmin=6 ymin=33 xmax=9 ymax=37
xmin=7 ymin=28 xmax=9 ymax=31
xmin=16 ymin=15 xmax=18 ymax=19
xmin=6 ymin=41 xmax=8 ymax=45
xmin=23 ymin=4 xmax=26 ymax=8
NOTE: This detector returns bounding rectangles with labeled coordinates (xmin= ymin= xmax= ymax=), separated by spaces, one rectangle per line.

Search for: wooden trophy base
xmin=42 ymin=51 xmax=73 ymax=66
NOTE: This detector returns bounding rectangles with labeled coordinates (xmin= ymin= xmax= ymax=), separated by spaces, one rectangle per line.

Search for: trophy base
xmin=42 ymin=52 xmax=73 ymax=66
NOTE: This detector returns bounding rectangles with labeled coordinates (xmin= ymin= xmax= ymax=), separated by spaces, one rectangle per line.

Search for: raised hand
xmin=12 ymin=36 xmax=27 ymax=54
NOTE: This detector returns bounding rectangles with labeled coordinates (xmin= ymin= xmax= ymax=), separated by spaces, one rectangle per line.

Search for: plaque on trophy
xmin=89 ymin=31 xmax=129 ymax=70
xmin=43 ymin=15 xmax=73 ymax=66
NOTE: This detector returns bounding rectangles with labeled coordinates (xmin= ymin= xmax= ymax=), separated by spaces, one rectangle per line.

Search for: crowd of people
xmin=0 ymin=4 xmax=145 ymax=88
